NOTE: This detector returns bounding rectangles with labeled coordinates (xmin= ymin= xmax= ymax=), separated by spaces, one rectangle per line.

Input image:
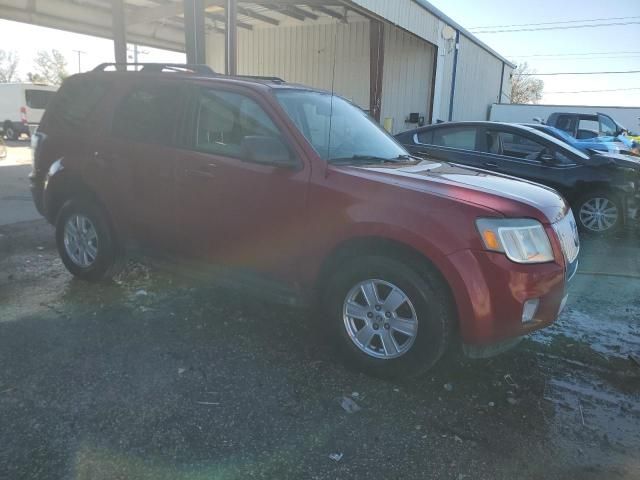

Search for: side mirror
xmin=240 ymin=135 xmax=296 ymax=168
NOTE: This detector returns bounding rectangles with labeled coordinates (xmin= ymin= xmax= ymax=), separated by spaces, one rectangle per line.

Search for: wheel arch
xmin=44 ymin=168 xmax=120 ymax=244
xmin=314 ymin=235 xmax=458 ymax=323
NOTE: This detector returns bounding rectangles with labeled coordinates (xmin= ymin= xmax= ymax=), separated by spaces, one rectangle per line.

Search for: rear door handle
xmin=484 ymin=162 xmax=498 ymax=168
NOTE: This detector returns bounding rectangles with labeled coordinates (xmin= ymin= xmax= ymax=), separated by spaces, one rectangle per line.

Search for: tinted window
xmin=417 ymin=129 xmax=433 ymax=144
xmin=578 ymin=119 xmax=599 ymax=135
xmin=555 ymin=115 xmax=576 ymax=134
xmin=432 ymin=127 xmax=478 ymax=150
xmin=599 ymin=115 xmax=617 ymax=136
xmin=191 ymin=88 xmax=281 ymax=159
xmin=490 ymin=131 xmax=546 ymax=161
xmin=25 ymin=89 xmax=55 ymax=109
xmin=45 ymin=78 xmax=109 ymax=130
xmin=113 ymin=85 xmax=181 ymax=144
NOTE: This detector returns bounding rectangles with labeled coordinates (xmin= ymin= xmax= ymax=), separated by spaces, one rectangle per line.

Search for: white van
xmin=0 ymin=83 xmax=58 ymax=140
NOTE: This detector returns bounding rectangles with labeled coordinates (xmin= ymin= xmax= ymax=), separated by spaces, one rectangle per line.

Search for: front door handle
xmin=484 ymin=162 xmax=498 ymax=168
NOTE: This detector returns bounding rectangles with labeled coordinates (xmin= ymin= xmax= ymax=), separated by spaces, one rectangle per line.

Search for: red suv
xmin=30 ymin=64 xmax=579 ymax=377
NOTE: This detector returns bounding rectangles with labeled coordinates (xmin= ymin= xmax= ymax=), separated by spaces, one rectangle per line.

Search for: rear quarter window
xmin=44 ymin=77 xmax=110 ymax=131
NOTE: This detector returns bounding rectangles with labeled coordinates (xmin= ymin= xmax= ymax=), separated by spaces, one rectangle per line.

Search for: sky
xmin=1 ymin=0 xmax=639 ymax=106
xmin=429 ymin=0 xmax=640 ymax=106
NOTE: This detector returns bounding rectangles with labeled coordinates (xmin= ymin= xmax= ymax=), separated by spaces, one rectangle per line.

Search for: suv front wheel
xmin=55 ymin=198 xmax=120 ymax=281
xmin=325 ymin=256 xmax=454 ymax=378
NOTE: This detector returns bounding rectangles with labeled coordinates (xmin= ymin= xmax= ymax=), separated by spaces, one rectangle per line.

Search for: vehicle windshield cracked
xmin=274 ymin=90 xmax=409 ymax=164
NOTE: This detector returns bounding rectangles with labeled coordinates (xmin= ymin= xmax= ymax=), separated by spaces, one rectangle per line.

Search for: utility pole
xmin=72 ymin=50 xmax=86 ymax=73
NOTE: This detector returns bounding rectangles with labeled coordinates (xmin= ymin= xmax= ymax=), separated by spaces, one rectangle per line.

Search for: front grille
xmin=552 ymin=210 xmax=580 ymax=264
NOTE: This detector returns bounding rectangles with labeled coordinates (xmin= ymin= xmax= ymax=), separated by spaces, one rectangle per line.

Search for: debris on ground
xmin=36 ymin=246 xmax=44 ymax=251
xmin=178 ymin=368 xmax=186 ymax=375
xmin=195 ymin=401 xmax=220 ymax=406
xmin=351 ymin=392 xmax=360 ymax=398
xmin=328 ymin=453 xmax=343 ymax=462
xmin=134 ymin=289 xmax=149 ymax=297
xmin=340 ymin=396 xmax=361 ymax=414
xmin=504 ymin=374 xmax=518 ymax=389
xmin=488 ymin=402 xmax=495 ymax=407
xmin=454 ymin=435 xmax=463 ymax=443
xmin=443 ymin=383 xmax=454 ymax=392
xmin=506 ymin=397 xmax=518 ymax=406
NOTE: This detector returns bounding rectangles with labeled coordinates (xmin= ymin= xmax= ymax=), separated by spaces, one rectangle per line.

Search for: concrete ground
xmin=1 ymin=144 xmax=639 ymax=480
xmin=0 ymin=139 xmax=40 ymax=226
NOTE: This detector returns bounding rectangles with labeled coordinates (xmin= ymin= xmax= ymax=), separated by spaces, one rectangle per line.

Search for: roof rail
xmin=233 ymin=75 xmax=286 ymax=83
xmin=93 ymin=63 xmax=215 ymax=75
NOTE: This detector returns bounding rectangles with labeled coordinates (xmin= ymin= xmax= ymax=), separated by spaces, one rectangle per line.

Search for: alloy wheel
xmin=342 ymin=279 xmax=418 ymax=359
xmin=63 ymin=214 xmax=99 ymax=267
xmin=578 ymin=197 xmax=618 ymax=232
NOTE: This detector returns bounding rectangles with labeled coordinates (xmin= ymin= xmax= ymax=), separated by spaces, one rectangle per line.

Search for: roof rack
xmin=93 ymin=63 xmax=215 ymax=75
xmin=233 ymin=75 xmax=286 ymax=83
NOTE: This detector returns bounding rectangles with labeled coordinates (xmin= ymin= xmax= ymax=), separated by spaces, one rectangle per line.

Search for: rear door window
xmin=431 ymin=127 xmax=478 ymax=151
xmin=25 ymin=90 xmax=55 ymax=109
xmin=555 ymin=115 xmax=576 ymax=134
xmin=112 ymin=84 xmax=182 ymax=145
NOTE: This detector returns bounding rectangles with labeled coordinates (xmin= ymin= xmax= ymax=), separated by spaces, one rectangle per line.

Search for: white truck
xmin=0 ymin=83 xmax=58 ymax=140
xmin=489 ymin=103 xmax=640 ymax=134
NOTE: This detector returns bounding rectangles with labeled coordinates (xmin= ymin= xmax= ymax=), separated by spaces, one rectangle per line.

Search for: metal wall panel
xmin=451 ymin=34 xmax=504 ymax=120
xmin=350 ymin=0 xmax=511 ymax=122
xmin=227 ymin=21 xmax=371 ymax=108
xmin=380 ymin=26 xmax=435 ymax=134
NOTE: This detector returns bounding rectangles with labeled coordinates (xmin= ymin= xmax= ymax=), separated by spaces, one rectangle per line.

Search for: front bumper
xmin=444 ymin=248 xmax=568 ymax=348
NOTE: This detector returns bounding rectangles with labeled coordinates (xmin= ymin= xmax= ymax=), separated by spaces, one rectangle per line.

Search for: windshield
xmin=274 ymin=90 xmax=408 ymax=163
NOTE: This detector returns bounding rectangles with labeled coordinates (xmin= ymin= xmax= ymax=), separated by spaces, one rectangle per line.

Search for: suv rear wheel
xmin=55 ymin=198 xmax=120 ymax=281
xmin=325 ymin=256 xmax=454 ymax=378
xmin=575 ymin=191 xmax=622 ymax=235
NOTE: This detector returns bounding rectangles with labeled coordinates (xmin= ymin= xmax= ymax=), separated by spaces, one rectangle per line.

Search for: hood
xmin=344 ymin=160 xmax=568 ymax=224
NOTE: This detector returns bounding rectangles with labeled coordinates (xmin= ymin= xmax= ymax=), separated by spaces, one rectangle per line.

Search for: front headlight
xmin=476 ymin=218 xmax=554 ymax=264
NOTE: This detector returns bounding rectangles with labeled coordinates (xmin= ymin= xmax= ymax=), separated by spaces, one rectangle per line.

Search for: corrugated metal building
xmin=0 ymin=0 xmax=515 ymax=134
xmin=204 ymin=0 xmax=515 ymax=133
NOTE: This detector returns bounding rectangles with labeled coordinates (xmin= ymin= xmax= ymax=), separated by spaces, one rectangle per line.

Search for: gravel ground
xmin=1 ymin=138 xmax=639 ymax=479
xmin=1 ymin=220 xmax=639 ymax=480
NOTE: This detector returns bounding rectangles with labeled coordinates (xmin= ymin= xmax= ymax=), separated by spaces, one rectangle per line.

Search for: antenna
xmin=325 ymin=20 xmax=340 ymax=176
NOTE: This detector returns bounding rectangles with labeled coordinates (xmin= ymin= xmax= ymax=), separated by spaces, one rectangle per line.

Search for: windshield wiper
xmin=330 ymin=154 xmax=412 ymax=165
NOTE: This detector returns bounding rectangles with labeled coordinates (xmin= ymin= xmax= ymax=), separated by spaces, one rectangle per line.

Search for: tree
xmin=0 ymin=50 xmax=20 ymax=82
xmin=510 ymin=62 xmax=544 ymax=104
xmin=28 ymin=49 xmax=68 ymax=85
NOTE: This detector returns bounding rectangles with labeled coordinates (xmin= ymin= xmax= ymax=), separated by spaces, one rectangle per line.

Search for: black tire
xmin=324 ymin=255 xmax=454 ymax=378
xmin=573 ymin=191 xmax=623 ymax=236
xmin=55 ymin=197 xmax=120 ymax=282
xmin=4 ymin=123 xmax=18 ymax=141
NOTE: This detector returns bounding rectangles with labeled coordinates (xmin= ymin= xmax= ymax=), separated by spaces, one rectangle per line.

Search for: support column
xmin=184 ymin=0 xmax=206 ymax=64
xmin=225 ymin=0 xmax=237 ymax=75
xmin=369 ymin=19 xmax=384 ymax=122
xmin=447 ymin=29 xmax=460 ymax=122
xmin=112 ymin=0 xmax=127 ymax=68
